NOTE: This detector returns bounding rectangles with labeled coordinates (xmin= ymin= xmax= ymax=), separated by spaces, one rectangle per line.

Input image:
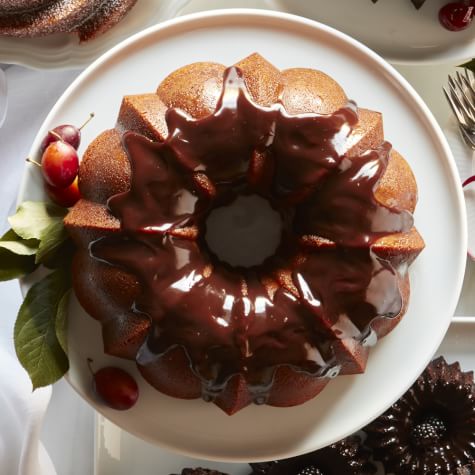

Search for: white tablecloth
xmin=0 ymin=65 xmax=95 ymax=475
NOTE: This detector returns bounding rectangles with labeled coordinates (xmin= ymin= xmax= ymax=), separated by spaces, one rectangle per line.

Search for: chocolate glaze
xmin=295 ymin=142 xmax=413 ymax=246
xmin=91 ymin=67 xmax=414 ymax=402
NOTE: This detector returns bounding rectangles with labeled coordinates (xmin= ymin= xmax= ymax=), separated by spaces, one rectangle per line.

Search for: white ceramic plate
xmin=0 ymin=0 xmax=189 ymax=70
xmin=94 ymin=318 xmax=475 ymax=474
xmin=270 ymin=0 xmax=475 ymax=64
xmin=17 ymin=9 xmax=466 ymax=462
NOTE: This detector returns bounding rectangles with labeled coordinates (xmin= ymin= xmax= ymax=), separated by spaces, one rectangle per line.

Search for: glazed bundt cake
xmin=0 ymin=0 xmax=137 ymax=41
xmin=64 ymin=53 xmax=425 ymax=414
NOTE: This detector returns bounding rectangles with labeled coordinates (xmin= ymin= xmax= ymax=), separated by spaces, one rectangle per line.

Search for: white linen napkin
xmin=0 ymin=347 xmax=57 ymax=475
xmin=0 ymin=65 xmax=79 ymax=475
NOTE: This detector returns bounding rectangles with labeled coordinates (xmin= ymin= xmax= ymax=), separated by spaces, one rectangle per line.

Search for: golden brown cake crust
xmin=235 ymin=53 xmax=282 ymax=106
xmin=279 ymin=68 xmax=348 ymax=115
xmin=65 ymin=199 xmax=119 ymax=248
xmin=347 ymin=108 xmax=383 ymax=156
xmin=78 ymin=129 xmax=130 ymax=205
xmin=117 ymin=94 xmax=169 ymax=142
xmin=156 ymin=62 xmax=226 ymax=119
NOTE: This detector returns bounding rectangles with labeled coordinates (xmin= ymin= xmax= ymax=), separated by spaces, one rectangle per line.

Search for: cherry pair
xmin=31 ymin=113 xmax=94 ymax=207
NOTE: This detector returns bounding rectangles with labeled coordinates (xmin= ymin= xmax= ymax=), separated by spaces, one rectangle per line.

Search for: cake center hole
xmin=205 ymin=194 xmax=283 ymax=267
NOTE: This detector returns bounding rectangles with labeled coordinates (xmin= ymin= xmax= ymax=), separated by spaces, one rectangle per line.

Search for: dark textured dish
xmin=0 ymin=0 xmax=137 ymax=41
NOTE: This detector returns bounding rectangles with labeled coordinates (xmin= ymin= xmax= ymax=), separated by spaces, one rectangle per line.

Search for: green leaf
xmin=56 ymin=289 xmax=70 ymax=355
xmin=459 ymin=59 xmax=475 ymax=73
xmin=35 ymin=220 xmax=69 ymax=265
xmin=0 ymin=229 xmax=39 ymax=256
xmin=14 ymin=268 xmax=71 ymax=389
xmin=9 ymin=201 xmax=67 ymax=241
xmin=0 ymin=247 xmax=37 ymax=281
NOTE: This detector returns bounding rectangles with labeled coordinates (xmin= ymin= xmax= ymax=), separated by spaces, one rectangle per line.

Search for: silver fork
xmin=444 ymin=68 xmax=475 ymax=150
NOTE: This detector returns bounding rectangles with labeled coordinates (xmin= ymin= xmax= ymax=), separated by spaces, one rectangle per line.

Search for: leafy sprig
xmin=14 ymin=268 xmax=70 ymax=389
xmin=1 ymin=201 xmax=73 ymax=389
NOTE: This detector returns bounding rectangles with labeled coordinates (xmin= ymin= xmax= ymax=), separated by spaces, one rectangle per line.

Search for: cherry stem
xmin=79 ymin=112 xmax=95 ymax=131
xmin=87 ymin=357 xmax=96 ymax=375
xmin=26 ymin=157 xmax=41 ymax=168
xmin=463 ymin=175 xmax=475 ymax=187
xmin=50 ymin=130 xmax=63 ymax=142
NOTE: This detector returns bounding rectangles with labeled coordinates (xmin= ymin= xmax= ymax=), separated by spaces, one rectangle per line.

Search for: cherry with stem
xmin=87 ymin=358 xmax=139 ymax=411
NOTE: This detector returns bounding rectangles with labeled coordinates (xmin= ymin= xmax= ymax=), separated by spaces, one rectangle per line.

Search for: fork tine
xmin=448 ymin=81 xmax=470 ymax=123
xmin=459 ymin=87 xmax=475 ymax=124
xmin=449 ymin=74 xmax=466 ymax=106
xmin=457 ymin=70 xmax=475 ymax=101
xmin=449 ymin=79 xmax=475 ymax=126
xmin=455 ymin=71 xmax=469 ymax=97
xmin=465 ymin=67 xmax=475 ymax=87
xmin=448 ymin=74 xmax=458 ymax=91
xmin=456 ymin=70 xmax=465 ymax=88
xmin=445 ymin=71 xmax=475 ymax=143
xmin=460 ymin=71 xmax=475 ymax=103
xmin=444 ymin=86 xmax=467 ymax=126
xmin=455 ymin=71 xmax=475 ymax=123
xmin=463 ymin=68 xmax=475 ymax=90
xmin=459 ymin=125 xmax=475 ymax=150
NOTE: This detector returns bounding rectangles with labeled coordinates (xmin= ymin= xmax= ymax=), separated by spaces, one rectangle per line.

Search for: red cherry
xmin=439 ymin=2 xmax=474 ymax=31
xmin=93 ymin=366 xmax=139 ymax=411
xmin=41 ymin=141 xmax=79 ymax=188
xmin=41 ymin=125 xmax=81 ymax=152
xmin=40 ymin=113 xmax=94 ymax=152
xmin=46 ymin=176 xmax=80 ymax=207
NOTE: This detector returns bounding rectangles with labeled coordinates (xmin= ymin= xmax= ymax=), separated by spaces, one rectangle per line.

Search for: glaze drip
xmin=295 ymin=143 xmax=413 ymax=246
xmin=165 ymin=67 xmax=358 ymax=189
xmin=91 ymin=66 xmax=414 ymax=401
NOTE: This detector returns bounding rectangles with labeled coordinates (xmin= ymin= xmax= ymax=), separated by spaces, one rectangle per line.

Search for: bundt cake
xmin=75 ymin=0 xmax=137 ymax=42
xmin=0 ymin=0 xmax=137 ymax=41
xmin=364 ymin=356 xmax=475 ymax=474
xmin=249 ymin=435 xmax=376 ymax=474
xmin=64 ymin=53 xmax=425 ymax=414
